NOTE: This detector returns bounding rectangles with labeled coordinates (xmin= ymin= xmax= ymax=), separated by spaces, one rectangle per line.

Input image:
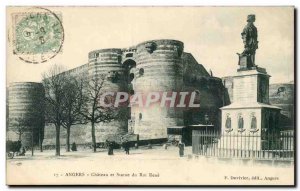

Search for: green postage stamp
xmin=11 ymin=7 xmax=64 ymax=64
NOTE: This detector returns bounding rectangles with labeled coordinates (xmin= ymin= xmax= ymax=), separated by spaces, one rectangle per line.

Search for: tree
xmin=61 ymin=77 xmax=86 ymax=152
xmin=10 ymin=116 xmax=39 ymax=156
xmin=10 ymin=117 xmax=29 ymax=142
xmin=43 ymin=65 xmax=69 ymax=156
xmin=29 ymin=83 xmax=45 ymax=153
xmin=80 ymin=75 xmax=115 ymax=152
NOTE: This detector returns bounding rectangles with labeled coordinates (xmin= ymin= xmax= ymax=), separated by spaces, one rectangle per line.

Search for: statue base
xmin=237 ymin=54 xmax=255 ymax=71
xmin=220 ymin=65 xmax=281 ymax=147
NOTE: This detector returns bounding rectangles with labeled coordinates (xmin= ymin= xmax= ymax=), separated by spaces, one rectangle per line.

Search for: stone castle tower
xmin=8 ymin=39 xmax=225 ymax=146
xmin=124 ymin=39 xmax=224 ymax=141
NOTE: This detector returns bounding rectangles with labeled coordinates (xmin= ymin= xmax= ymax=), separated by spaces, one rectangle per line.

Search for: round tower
xmin=132 ymin=39 xmax=184 ymax=141
xmin=8 ymin=82 xmax=45 ymax=147
xmin=88 ymin=48 xmax=128 ymax=143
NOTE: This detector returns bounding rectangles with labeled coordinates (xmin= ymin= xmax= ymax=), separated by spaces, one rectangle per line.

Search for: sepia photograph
xmin=5 ymin=6 xmax=295 ymax=186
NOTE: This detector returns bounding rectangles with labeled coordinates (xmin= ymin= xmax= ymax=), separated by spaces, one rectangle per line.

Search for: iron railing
xmin=192 ymin=130 xmax=294 ymax=160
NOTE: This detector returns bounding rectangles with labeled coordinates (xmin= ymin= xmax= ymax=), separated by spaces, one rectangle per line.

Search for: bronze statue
xmin=238 ymin=14 xmax=259 ymax=68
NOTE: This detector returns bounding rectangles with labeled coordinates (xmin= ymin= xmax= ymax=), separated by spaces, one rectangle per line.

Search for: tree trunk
xmin=91 ymin=122 xmax=96 ymax=152
xmin=39 ymin=128 xmax=43 ymax=152
xmin=18 ymin=132 xmax=22 ymax=141
xmin=55 ymin=124 xmax=60 ymax=156
xmin=31 ymin=127 xmax=34 ymax=156
xmin=66 ymin=126 xmax=71 ymax=152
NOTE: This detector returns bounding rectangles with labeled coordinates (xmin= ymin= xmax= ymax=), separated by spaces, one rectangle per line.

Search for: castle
xmin=7 ymin=39 xmax=294 ymax=148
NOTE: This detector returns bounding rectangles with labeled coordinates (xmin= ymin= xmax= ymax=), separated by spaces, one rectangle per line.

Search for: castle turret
xmin=88 ymin=49 xmax=129 ymax=142
xmin=131 ymin=39 xmax=184 ymax=141
xmin=8 ymin=82 xmax=45 ymax=147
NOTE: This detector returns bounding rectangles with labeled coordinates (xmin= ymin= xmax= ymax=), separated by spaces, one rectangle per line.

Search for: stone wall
xmin=222 ymin=76 xmax=234 ymax=105
xmin=182 ymin=53 xmax=224 ymax=131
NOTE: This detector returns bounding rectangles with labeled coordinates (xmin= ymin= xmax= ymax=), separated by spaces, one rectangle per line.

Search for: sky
xmin=6 ymin=7 xmax=294 ymax=85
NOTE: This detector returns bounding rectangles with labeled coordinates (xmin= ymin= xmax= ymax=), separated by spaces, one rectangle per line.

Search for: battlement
xmin=88 ymin=48 xmax=122 ymax=61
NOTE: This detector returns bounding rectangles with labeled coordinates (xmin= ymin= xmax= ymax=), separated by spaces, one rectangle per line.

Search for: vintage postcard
xmin=6 ymin=6 xmax=295 ymax=185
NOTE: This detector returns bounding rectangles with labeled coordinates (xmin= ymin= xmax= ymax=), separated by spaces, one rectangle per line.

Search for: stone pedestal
xmin=238 ymin=55 xmax=252 ymax=70
xmin=220 ymin=67 xmax=281 ymax=150
xmin=238 ymin=55 xmax=256 ymax=71
xmin=232 ymin=67 xmax=269 ymax=104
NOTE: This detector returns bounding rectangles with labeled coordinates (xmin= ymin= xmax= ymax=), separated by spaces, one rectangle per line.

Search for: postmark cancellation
xmin=10 ymin=7 xmax=64 ymax=64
